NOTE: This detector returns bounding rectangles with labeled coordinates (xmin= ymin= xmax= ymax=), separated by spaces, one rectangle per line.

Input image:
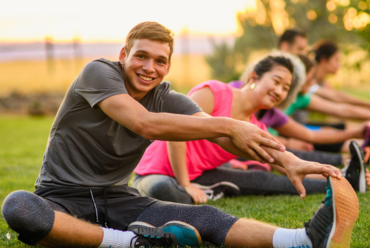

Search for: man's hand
xmin=282 ymin=153 xmax=342 ymax=199
xmin=229 ymin=122 xmax=285 ymax=163
xmin=184 ymin=184 xmax=208 ymax=204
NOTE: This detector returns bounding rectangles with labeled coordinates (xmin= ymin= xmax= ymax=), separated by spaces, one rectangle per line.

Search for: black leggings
xmin=133 ymin=167 xmax=327 ymax=204
xmin=1 ymin=190 xmax=237 ymax=246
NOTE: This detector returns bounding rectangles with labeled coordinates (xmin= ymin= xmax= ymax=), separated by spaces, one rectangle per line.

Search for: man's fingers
xmin=251 ymin=144 xmax=274 ymax=163
xmin=259 ymin=134 xmax=285 ymax=152
xmin=306 ymin=163 xmax=342 ymax=179
xmin=245 ymin=147 xmax=265 ymax=163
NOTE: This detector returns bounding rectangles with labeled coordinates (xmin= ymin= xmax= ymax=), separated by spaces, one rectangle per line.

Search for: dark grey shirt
xmin=35 ymin=58 xmax=201 ymax=188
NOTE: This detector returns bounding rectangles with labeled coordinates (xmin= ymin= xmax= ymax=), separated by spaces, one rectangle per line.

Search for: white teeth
xmin=139 ymin=75 xmax=153 ymax=81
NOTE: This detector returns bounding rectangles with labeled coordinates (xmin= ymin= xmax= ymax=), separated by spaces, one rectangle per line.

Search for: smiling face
xmin=251 ymin=65 xmax=292 ymax=109
xmin=119 ymin=39 xmax=171 ymax=100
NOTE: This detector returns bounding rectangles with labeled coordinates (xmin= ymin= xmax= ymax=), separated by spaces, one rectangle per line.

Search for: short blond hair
xmin=125 ymin=21 xmax=175 ymax=61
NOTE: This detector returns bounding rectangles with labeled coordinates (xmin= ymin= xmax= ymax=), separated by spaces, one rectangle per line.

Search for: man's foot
xmin=128 ymin=221 xmax=202 ymax=247
xmin=191 ymin=181 xmax=241 ymax=201
xmin=305 ymin=176 xmax=359 ymax=248
xmin=342 ymin=141 xmax=367 ymax=192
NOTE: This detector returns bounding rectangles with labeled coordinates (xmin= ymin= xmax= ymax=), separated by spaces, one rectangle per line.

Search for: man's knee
xmin=1 ymin=190 xmax=55 ymax=245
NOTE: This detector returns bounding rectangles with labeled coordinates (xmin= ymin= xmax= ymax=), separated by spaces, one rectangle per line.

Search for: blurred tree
xmin=205 ymin=40 xmax=240 ymax=82
xmin=206 ymin=0 xmax=370 ymax=82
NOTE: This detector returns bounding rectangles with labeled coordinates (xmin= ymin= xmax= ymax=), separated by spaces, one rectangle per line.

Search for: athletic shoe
xmin=192 ymin=181 xmax=241 ymax=201
xmin=342 ymin=141 xmax=366 ymax=192
xmin=128 ymin=221 xmax=202 ymax=247
xmin=305 ymin=176 xmax=359 ymax=248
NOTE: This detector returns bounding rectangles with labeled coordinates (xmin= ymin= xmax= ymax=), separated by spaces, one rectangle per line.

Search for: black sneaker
xmin=343 ymin=141 xmax=366 ymax=192
xmin=305 ymin=176 xmax=359 ymax=248
xmin=191 ymin=181 xmax=241 ymax=201
xmin=128 ymin=221 xmax=202 ymax=247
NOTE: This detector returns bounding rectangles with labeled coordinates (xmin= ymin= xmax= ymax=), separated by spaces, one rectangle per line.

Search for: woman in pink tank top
xmin=133 ymin=55 xmax=369 ymax=204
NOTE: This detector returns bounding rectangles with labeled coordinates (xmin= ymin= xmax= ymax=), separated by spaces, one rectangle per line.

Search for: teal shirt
xmin=283 ymin=93 xmax=312 ymax=116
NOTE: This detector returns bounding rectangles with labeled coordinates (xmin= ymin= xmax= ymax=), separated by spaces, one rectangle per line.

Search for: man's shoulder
xmin=82 ymin=58 xmax=121 ymax=74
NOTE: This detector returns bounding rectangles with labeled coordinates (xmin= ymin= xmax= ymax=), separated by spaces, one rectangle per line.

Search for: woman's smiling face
xmin=252 ymin=65 xmax=292 ymax=109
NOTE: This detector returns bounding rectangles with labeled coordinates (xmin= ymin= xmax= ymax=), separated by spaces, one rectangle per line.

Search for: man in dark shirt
xmin=2 ymin=22 xmax=352 ymax=248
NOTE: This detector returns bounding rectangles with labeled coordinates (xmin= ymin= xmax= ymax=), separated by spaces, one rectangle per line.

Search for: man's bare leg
xmin=38 ymin=211 xmax=104 ymax=248
xmin=224 ymin=219 xmax=276 ymax=248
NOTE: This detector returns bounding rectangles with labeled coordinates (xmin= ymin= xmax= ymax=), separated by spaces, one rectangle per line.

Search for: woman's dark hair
xmin=297 ymin=54 xmax=315 ymax=73
xmin=312 ymin=40 xmax=338 ymax=63
xmin=253 ymin=56 xmax=294 ymax=79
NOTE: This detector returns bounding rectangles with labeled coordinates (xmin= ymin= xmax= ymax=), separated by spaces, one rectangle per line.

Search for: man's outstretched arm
xmin=98 ymin=93 xmax=285 ymax=163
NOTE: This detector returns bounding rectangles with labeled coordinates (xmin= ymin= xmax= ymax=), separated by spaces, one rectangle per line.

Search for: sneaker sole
xmin=128 ymin=221 xmax=202 ymax=246
xmin=163 ymin=221 xmax=202 ymax=246
xmin=192 ymin=181 xmax=240 ymax=192
xmin=353 ymin=141 xmax=366 ymax=193
xmin=326 ymin=177 xmax=359 ymax=248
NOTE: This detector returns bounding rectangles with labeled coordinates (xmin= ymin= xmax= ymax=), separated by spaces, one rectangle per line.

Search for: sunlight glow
xmin=1 ymin=0 xmax=256 ymax=42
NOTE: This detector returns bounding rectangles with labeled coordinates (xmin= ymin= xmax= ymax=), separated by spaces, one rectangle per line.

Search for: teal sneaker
xmin=128 ymin=221 xmax=202 ymax=247
xmin=305 ymin=176 xmax=359 ymax=248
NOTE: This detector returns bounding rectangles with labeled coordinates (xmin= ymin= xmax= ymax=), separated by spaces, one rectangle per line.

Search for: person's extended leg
xmin=135 ymin=201 xmax=308 ymax=247
xmin=191 ymin=167 xmax=327 ymax=195
xmin=1 ymin=190 xmax=201 ymax=248
xmin=135 ymin=176 xmax=359 ymax=248
xmin=132 ymin=174 xmax=193 ymax=204
xmin=287 ymin=148 xmax=344 ymax=166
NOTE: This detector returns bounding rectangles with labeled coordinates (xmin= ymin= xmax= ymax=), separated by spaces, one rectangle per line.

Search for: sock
xmin=98 ymin=227 xmax=137 ymax=248
xmin=272 ymin=228 xmax=313 ymax=248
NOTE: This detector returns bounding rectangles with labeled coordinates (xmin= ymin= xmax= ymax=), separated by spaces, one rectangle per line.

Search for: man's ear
xmin=119 ymin=47 xmax=126 ymax=65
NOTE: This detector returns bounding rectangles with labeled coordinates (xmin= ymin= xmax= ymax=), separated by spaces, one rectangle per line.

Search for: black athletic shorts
xmin=34 ymin=185 xmax=157 ymax=230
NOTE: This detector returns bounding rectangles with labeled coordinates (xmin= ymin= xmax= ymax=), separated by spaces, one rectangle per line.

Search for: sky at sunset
xmin=1 ymin=0 xmax=256 ymax=42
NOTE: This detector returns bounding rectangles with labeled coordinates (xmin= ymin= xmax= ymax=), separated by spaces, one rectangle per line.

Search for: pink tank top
xmin=134 ymin=80 xmax=268 ymax=180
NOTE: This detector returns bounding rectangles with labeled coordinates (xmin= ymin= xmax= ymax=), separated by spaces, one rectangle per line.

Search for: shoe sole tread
xmin=327 ymin=177 xmax=359 ymax=248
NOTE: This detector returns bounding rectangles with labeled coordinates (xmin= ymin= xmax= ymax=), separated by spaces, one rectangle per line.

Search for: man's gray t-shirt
xmin=35 ymin=58 xmax=202 ymax=189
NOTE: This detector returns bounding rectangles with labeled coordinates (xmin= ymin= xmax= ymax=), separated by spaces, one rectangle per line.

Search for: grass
xmin=0 ymin=115 xmax=369 ymax=247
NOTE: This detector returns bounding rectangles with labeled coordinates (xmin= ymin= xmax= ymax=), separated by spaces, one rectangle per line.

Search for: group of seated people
xmin=133 ymin=28 xmax=370 ymax=204
xmin=2 ymin=23 xmax=369 ymax=248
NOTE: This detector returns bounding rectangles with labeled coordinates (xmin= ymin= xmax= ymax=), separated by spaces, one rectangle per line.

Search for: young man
xmin=278 ymin=28 xmax=308 ymax=56
xmin=2 ymin=22 xmax=357 ymax=248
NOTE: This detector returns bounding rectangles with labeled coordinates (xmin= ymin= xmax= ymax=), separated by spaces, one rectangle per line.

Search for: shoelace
xmin=133 ymin=233 xmax=173 ymax=247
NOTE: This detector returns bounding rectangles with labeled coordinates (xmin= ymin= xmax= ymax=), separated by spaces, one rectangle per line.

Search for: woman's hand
xmin=184 ymin=184 xmax=208 ymax=204
xmin=282 ymin=152 xmax=342 ymax=199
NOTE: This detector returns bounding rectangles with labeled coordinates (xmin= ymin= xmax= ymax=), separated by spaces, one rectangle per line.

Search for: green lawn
xmin=0 ymin=115 xmax=369 ymax=247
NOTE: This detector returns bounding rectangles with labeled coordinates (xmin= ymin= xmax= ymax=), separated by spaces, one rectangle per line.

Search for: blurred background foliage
xmin=206 ymin=0 xmax=370 ymax=83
